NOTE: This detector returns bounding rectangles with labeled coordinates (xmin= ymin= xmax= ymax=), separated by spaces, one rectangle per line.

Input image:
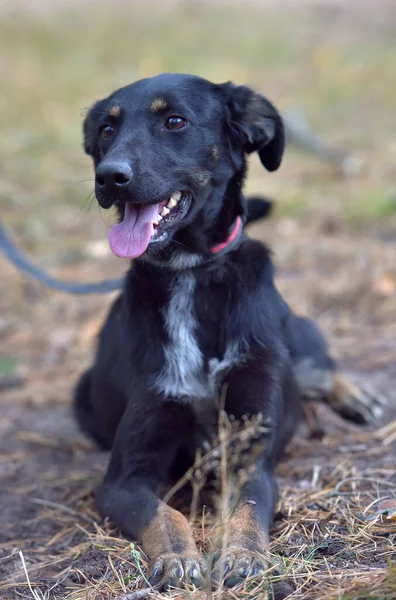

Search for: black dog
xmin=74 ymin=73 xmax=382 ymax=590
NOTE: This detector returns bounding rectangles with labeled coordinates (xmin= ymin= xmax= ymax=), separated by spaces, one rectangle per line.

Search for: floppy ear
xmin=83 ymin=109 xmax=96 ymax=156
xmin=222 ymin=83 xmax=285 ymax=172
xmin=82 ymin=101 xmax=103 ymax=164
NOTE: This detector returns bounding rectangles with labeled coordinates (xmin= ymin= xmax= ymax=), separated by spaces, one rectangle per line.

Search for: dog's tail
xmin=245 ymin=196 xmax=273 ymax=224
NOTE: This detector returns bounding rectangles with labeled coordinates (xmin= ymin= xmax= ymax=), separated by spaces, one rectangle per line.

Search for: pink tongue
xmin=108 ymin=203 xmax=160 ymax=258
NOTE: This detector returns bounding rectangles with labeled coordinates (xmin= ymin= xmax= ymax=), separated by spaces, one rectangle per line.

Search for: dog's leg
xmin=212 ymin=359 xmax=299 ymax=587
xmin=73 ymin=368 xmax=113 ymax=450
xmin=213 ymin=470 xmax=276 ymax=587
xmin=285 ymin=314 xmax=386 ymax=424
xmin=326 ymin=371 xmax=386 ymax=424
xmin=96 ymin=398 xmax=208 ymax=590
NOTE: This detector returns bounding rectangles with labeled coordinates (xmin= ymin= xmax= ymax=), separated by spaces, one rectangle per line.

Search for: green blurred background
xmin=1 ymin=0 xmax=395 ymax=265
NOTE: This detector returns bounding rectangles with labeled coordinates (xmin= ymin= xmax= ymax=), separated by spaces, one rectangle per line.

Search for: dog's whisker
xmin=168 ymin=238 xmax=191 ymax=252
xmin=76 ymin=190 xmax=96 ymax=218
xmin=77 ymin=177 xmax=96 ymax=184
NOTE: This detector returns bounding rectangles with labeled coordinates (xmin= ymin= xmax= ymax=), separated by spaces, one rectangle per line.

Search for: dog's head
xmin=83 ymin=73 xmax=284 ymax=263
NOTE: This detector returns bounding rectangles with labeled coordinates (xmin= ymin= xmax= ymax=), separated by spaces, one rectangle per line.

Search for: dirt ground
xmin=0 ymin=1 xmax=396 ymax=598
xmin=1 ymin=214 xmax=395 ymax=600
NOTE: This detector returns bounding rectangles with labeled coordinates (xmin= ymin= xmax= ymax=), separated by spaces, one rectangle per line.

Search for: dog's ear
xmin=221 ymin=83 xmax=285 ymax=172
xmin=82 ymin=101 xmax=103 ymax=163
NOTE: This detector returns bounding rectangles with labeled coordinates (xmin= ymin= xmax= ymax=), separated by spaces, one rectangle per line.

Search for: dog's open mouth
xmin=108 ymin=191 xmax=191 ymax=259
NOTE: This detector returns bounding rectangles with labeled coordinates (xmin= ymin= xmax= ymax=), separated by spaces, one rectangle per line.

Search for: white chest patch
xmin=153 ymin=272 xmax=241 ymax=401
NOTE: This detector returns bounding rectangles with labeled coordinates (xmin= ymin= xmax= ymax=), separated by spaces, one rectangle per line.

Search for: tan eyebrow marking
xmin=108 ymin=104 xmax=121 ymax=118
xmin=150 ymin=98 xmax=168 ymax=113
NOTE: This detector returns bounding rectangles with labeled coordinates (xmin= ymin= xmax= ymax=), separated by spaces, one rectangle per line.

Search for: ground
xmin=0 ymin=2 xmax=395 ymax=599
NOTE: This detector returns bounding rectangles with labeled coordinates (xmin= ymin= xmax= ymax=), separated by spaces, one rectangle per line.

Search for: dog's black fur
xmin=73 ymin=74 xmax=368 ymax=590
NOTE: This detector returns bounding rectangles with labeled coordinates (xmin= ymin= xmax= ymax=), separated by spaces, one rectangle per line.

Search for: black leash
xmin=0 ymin=222 xmax=123 ymax=294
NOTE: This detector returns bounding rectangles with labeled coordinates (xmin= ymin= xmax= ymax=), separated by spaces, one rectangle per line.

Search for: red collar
xmin=211 ymin=216 xmax=243 ymax=255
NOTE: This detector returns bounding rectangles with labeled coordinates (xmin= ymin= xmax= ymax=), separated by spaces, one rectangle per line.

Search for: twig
xmin=18 ymin=550 xmax=41 ymax=600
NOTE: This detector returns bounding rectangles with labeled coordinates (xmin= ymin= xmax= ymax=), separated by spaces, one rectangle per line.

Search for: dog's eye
xmin=165 ymin=116 xmax=187 ymax=131
xmin=100 ymin=125 xmax=115 ymax=139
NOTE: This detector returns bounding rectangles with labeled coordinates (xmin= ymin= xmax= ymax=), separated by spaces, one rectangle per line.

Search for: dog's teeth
xmin=157 ymin=213 xmax=163 ymax=222
xmin=168 ymin=191 xmax=181 ymax=208
xmin=161 ymin=206 xmax=170 ymax=217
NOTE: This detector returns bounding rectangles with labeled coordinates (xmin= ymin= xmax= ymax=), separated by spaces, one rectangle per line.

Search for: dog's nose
xmin=95 ymin=161 xmax=133 ymax=192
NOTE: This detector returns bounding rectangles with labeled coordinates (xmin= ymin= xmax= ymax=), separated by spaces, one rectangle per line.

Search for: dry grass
xmin=0 ymin=412 xmax=395 ymax=600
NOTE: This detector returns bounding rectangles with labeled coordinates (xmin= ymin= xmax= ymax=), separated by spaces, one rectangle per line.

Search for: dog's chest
xmin=153 ymin=272 xmax=240 ymax=401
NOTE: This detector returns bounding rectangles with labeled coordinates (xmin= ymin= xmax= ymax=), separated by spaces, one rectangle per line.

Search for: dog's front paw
xmin=149 ymin=553 xmax=208 ymax=590
xmin=329 ymin=373 xmax=387 ymax=425
xmin=212 ymin=547 xmax=267 ymax=588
